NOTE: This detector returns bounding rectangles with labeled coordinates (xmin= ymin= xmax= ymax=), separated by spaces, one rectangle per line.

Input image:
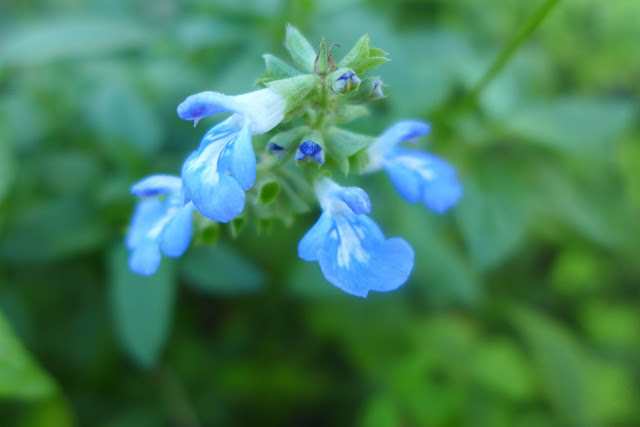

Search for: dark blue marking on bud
xmin=295 ymin=141 xmax=324 ymax=164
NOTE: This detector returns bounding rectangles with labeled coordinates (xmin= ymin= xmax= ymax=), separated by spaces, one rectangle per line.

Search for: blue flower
xmin=298 ymin=178 xmax=414 ymax=297
xmin=294 ymin=140 xmax=324 ymax=164
xmin=126 ymin=175 xmax=194 ymax=276
xmin=364 ymin=120 xmax=462 ymax=213
xmin=178 ymin=88 xmax=286 ymax=222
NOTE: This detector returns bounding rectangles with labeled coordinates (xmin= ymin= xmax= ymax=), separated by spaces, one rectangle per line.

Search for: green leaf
xmin=324 ymin=127 xmax=376 ymax=174
xmin=88 ymin=79 xmax=163 ymax=155
xmin=0 ymin=199 xmax=109 ymax=265
xmin=0 ymin=137 xmax=14 ymax=205
xmin=395 ymin=207 xmax=480 ymax=306
xmin=456 ymin=161 xmax=529 ymax=270
xmin=109 ymin=246 xmax=177 ymax=369
xmin=284 ymin=24 xmax=316 ymax=72
xmin=0 ymin=308 xmax=57 ymax=400
xmin=181 ymin=245 xmax=265 ymax=295
xmin=0 ymin=17 xmax=154 ymax=68
xmin=472 ymin=339 xmax=534 ymax=400
xmin=510 ymin=306 xmax=591 ymax=425
xmin=528 ymin=162 xmax=632 ymax=251
xmin=503 ymin=98 xmax=635 ymax=155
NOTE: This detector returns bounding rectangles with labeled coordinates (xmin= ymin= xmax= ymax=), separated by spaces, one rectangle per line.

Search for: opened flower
xmin=298 ymin=177 xmax=414 ymax=297
xmin=363 ymin=120 xmax=462 ymax=213
xmin=178 ymin=88 xmax=286 ymax=222
xmin=126 ymin=175 xmax=194 ymax=275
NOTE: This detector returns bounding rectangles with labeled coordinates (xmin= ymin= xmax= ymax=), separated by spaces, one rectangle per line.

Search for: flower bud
xmin=326 ymin=68 xmax=361 ymax=94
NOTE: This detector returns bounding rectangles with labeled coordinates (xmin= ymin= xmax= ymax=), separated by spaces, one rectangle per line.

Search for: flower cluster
xmin=126 ymin=25 xmax=462 ymax=297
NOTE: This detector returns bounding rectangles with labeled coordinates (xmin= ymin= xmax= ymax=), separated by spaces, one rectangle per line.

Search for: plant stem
xmin=460 ymin=0 xmax=562 ymax=110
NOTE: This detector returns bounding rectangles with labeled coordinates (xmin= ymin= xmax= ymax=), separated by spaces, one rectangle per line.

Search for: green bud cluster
xmin=235 ymin=25 xmax=389 ymax=234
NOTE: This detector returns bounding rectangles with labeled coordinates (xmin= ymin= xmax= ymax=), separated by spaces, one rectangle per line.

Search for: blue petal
xmin=295 ymin=141 xmax=324 ymax=164
xmin=130 ymin=175 xmax=182 ymax=198
xmin=126 ymin=199 xmax=165 ymax=249
xmin=373 ymin=120 xmax=430 ymax=154
xmin=334 ymin=187 xmax=371 ymax=215
xmin=217 ymin=120 xmax=255 ymax=190
xmin=422 ymin=172 xmax=462 ymax=214
xmin=381 ymin=120 xmax=430 ymax=144
xmin=298 ymin=211 xmax=334 ymax=261
xmin=160 ymin=204 xmax=194 ymax=257
xmin=317 ymin=215 xmax=414 ymax=297
xmin=177 ymin=91 xmax=240 ymax=126
xmin=129 ymin=241 xmax=162 ymax=276
xmin=383 ymin=159 xmax=422 ymax=203
xmin=182 ymin=149 xmax=245 ymax=223
xmin=385 ymin=149 xmax=462 ymax=213
xmin=196 ymin=118 xmax=240 ymax=152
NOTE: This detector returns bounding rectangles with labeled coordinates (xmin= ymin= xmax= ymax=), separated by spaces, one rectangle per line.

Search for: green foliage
xmin=109 ymin=246 xmax=177 ymax=369
xmin=180 ymin=245 xmax=265 ymax=295
xmin=0 ymin=310 xmax=57 ymax=400
xmin=1 ymin=0 xmax=640 ymax=425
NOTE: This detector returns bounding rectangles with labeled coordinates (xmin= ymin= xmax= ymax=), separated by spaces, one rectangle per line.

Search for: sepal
xmin=255 ymin=54 xmax=301 ymax=86
xmin=285 ymin=24 xmax=316 ymax=72
xmin=330 ymin=105 xmax=369 ymax=125
xmin=324 ymin=127 xmax=376 ymax=174
xmin=266 ymin=74 xmax=317 ymax=114
xmin=344 ymin=77 xmax=385 ymax=104
xmin=338 ymin=33 xmax=389 ymax=75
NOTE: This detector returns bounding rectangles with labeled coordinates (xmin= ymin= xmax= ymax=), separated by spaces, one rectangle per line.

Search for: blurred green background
xmin=1 ymin=0 xmax=639 ymax=425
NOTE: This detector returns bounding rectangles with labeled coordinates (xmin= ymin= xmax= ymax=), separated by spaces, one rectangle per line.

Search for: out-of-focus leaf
xmin=285 ymin=260 xmax=346 ymax=299
xmin=109 ymin=246 xmax=177 ymax=369
xmin=456 ymin=161 xmax=529 ymax=270
xmin=18 ymin=395 xmax=74 ymax=427
xmin=580 ymin=302 xmax=640 ymax=351
xmin=0 ymin=18 xmax=155 ymax=68
xmin=472 ymin=338 xmax=535 ymax=400
xmin=174 ymin=18 xmax=244 ymax=49
xmin=0 ymin=199 xmax=109 ymax=265
xmin=503 ymin=98 xmax=635 ymax=155
xmin=361 ymin=395 xmax=401 ymax=427
xmin=529 ymin=162 xmax=632 ymax=252
xmin=550 ymin=247 xmax=607 ymax=295
xmin=88 ymin=80 xmax=163 ymax=155
xmin=0 ymin=308 xmax=57 ymax=400
xmin=0 ymin=137 xmax=14 ymax=204
xmin=510 ymin=306 xmax=591 ymax=425
xmin=585 ymin=360 xmax=637 ymax=424
xmin=181 ymin=244 xmax=265 ymax=295
xmin=394 ymin=205 xmax=480 ymax=306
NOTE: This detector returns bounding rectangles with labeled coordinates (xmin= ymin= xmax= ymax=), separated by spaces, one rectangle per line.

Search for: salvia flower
xmin=126 ymin=175 xmax=194 ymax=275
xmin=364 ymin=120 xmax=462 ymax=213
xmin=298 ymin=177 xmax=414 ymax=297
xmin=125 ymin=26 xmax=461 ymax=299
xmin=178 ymin=88 xmax=286 ymax=222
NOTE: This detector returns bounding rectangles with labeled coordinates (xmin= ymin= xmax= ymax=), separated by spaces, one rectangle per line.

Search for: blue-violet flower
xmin=178 ymin=88 xmax=286 ymax=222
xmin=363 ymin=120 xmax=462 ymax=213
xmin=298 ymin=177 xmax=414 ymax=297
xmin=126 ymin=175 xmax=194 ymax=275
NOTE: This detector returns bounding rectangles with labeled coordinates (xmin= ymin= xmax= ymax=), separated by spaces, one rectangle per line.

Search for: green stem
xmin=460 ymin=0 xmax=562 ymax=110
xmin=153 ymin=364 xmax=200 ymax=427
